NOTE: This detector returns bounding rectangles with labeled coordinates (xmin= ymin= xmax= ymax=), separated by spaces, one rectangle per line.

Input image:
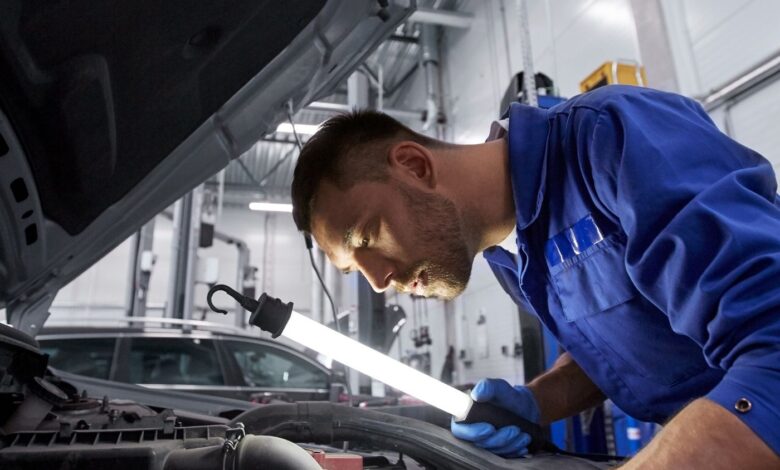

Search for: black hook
xmin=207 ymin=284 xmax=259 ymax=315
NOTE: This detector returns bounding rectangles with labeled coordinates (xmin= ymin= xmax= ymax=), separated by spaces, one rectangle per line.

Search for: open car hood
xmin=0 ymin=0 xmax=413 ymax=332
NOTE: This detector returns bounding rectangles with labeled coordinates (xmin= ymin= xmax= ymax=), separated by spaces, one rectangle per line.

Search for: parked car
xmin=37 ymin=322 xmax=347 ymax=403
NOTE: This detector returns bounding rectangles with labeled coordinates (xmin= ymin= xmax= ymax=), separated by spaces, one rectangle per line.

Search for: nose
xmin=354 ymin=251 xmax=394 ymax=293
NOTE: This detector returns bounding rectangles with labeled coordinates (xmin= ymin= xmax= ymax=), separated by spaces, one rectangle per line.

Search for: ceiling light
xmin=275 ymin=122 xmax=321 ymax=136
xmin=248 ymin=202 xmax=293 ymax=213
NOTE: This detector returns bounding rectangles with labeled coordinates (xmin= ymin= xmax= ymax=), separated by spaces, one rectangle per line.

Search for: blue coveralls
xmin=483 ymin=85 xmax=780 ymax=453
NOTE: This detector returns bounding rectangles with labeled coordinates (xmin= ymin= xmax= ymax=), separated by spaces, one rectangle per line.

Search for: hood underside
xmin=0 ymin=1 xmax=413 ymax=328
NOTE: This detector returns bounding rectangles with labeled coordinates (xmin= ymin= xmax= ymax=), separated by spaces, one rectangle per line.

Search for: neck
xmin=441 ymin=138 xmax=516 ymax=253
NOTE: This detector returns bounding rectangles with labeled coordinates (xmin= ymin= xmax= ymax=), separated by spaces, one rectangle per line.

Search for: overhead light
xmin=275 ymin=122 xmax=321 ymax=136
xmin=248 ymin=202 xmax=293 ymax=213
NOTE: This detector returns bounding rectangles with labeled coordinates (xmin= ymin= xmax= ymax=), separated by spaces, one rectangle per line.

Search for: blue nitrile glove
xmin=450 ymin=378 xmax=541 ymax=458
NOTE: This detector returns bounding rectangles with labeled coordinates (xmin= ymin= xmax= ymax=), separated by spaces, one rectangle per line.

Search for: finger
xmin=474 ymin=425 xmax=520 ymax=449
xmin=489 ymin=432 xmax=532 ymax=456
xmin=451 ymin=420 xmax=496 ymax=442
xmin=470 ymin=378 xmax=509 ymax=402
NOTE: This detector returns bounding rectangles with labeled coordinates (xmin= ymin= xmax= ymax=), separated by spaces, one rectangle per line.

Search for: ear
xmin=387 ymin=141 xmax=437 ymax=189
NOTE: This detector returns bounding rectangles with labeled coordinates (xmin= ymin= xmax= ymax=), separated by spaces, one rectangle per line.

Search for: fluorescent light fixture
xmin=248 ymin=202 xmax=293 ymax=213
xmin=283 ymin=311 xmax=473 ymax=419
xmin=275 ymin=122 xmax=321 ymax=136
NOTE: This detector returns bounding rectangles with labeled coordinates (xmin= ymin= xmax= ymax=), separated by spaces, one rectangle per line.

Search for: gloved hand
xmin=450 ymin=378 xmax=541 ymax=458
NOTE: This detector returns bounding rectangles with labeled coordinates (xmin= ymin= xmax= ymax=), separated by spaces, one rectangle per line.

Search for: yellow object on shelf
xmin=580 ymin=60 xmax=647 ymax=93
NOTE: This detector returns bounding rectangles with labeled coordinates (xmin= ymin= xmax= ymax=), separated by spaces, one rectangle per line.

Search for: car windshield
xmin=224 ymin=340 xmax=328 ymax=390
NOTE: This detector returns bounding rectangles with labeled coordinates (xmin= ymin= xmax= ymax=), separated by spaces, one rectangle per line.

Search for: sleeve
xmin=585 ymin=87 xmax=780 ymax=453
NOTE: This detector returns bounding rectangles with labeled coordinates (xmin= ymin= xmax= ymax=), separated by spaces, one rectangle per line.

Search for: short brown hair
xmin=291 ymin=110 xmax=441 ymax=233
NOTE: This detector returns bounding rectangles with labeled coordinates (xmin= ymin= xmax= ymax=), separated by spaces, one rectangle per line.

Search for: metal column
xmin=347 ymin=70 xmax=382 ymax=394
xmin=516 ymin=0 xmax=538 ymax=107
xmin=310 ymin=247 xmax=324 ymax=324
xmin=125 ymin=218 xmax=156 ymax=320
xmin=165 ymin=184 xmax=203 ymax=327
xmin=420 ymin=24 xmax=445 ymax=139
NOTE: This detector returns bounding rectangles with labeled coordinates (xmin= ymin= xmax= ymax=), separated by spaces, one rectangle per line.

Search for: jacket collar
xmin=506 ymin=103 xmax=551 ymax=230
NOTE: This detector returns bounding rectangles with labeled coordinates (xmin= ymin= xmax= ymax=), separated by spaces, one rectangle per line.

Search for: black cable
xmin=306 ymin=235 xmax=340 ymax=335
xmin=287 ymin=104 xmax=353 ymax=407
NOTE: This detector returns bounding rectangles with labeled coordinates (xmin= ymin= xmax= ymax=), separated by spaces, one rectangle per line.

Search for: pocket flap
xmin=552 ymin=237 xmax=637 ymax=321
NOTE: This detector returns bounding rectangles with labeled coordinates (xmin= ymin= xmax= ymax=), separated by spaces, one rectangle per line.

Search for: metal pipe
xmin=181 ymin=185 xmax=204 ymax=330
xmin=305 ymin=101 xmax=423 ymax=122
xmin=165 ymin=197 xmax=189 ymax=319
xmin=125 ymin=231 xmax=141 ymax=318
xmin=310 ymin=247 xmax=324 ymax=324
xmin=132 ymin=219 xmax=156 ymax=319
xmin=410 ymin=7 xmax=472 ymax=29
xmin=516 ymin=0 xmax=538 ymax=107
xmin=700 ymin=49 xmax=780 ymax=111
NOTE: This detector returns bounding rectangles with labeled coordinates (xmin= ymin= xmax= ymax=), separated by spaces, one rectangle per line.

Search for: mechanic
xmin=290 ymin=85 xmax=780 ymax=468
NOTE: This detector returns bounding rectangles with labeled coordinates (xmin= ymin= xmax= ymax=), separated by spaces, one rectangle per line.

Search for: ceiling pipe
xmin=409 ymin=7 xmax=472 ymax=29
xmin=305 ymin=101 xmax=423 ymax=122
xmin=699 ymin=49 xmax=780 ymax=112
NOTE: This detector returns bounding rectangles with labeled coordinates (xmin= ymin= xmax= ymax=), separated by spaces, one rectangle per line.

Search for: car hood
xmin=0 ymin=0 xmax=413 ymax=332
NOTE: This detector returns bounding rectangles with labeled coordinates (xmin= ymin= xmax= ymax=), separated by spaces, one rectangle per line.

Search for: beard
xmin=394 ymin=182 xmax=474 ymax=300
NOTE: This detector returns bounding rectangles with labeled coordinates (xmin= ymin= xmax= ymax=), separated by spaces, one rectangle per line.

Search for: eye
xmin=360 ymin=236 xmax=369 ymax=248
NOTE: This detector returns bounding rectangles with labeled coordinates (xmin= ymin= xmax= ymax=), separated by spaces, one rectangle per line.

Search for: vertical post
xmin=516 ymin=0 xmax=538 ymax=107
xmin=181 ymin=185 xmax=204 ymax=330
xmin=125 ymin=231 xmax=140 ymax=318
xmin=235 ymin=241 xmax=251 ymax=328
xmin=310 ymin=245 xmax=324 ymax=324
xmin=166 ymin=195 xmax=190 ymax=319
xmin=128 ymin=219 xmax=156 ymax=319
xmin=347 ymin=71 xmax=370 ymax=110
xmin=420 ymin=23 xmax=445 ymax=139
xmin=347 ymin=69 xmax=378 ymax=394
xmin=165 ymin=185 xmax=203 ymax=327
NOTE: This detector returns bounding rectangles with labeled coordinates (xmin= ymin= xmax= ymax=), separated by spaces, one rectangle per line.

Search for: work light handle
xmin=459 ymin=401 xmax=554 ymax=454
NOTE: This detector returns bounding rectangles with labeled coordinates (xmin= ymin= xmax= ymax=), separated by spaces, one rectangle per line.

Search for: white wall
xmin=51 ymin=207 xmax=313 ymax=328
xmin=662 ymin=0 xmax=780 ymax=182
xmin=431 ymin=0 xmax=642 ymax=144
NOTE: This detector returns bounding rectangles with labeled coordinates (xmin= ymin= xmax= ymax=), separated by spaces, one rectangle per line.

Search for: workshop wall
xmin=51 ymin=207 xmax=313 ymax=327
xmin=661 ymin=0 xmax=780 ymax=179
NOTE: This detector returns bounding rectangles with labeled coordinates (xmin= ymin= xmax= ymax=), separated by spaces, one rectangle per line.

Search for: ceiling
xmin=209 ymin=20 xmax=426 ymax=208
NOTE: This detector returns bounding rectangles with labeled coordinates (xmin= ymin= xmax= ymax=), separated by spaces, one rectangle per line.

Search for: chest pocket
xmin=547 ymin=225 xmax=637 ymax=321
xmin=547 ymin=229 xmax=711 ymax=387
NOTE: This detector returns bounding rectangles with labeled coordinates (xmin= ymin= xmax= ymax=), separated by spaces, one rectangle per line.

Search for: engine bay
xmin=0 ymin=323 xmax=612 ymax=469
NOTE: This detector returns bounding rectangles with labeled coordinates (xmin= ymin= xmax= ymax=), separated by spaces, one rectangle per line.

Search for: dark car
xmin=38 ymin=321 xmax=346 ymax=403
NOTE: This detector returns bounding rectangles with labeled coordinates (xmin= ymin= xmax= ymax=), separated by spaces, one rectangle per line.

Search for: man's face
xmin=311 ymin=179 xmax=474 ymax=299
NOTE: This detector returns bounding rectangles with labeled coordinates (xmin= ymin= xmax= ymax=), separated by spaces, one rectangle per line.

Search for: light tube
xmin=282 ymin=311 xmax=473 ymax=420
xmin=248 ymin=202 xmax=293 ymax=213
xmin=275 ymin=122 xmax=321 ymax=136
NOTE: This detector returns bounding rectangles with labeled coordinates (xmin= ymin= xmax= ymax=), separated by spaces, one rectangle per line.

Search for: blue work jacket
xmin=483 ymin=85 xmax=780 ymax=453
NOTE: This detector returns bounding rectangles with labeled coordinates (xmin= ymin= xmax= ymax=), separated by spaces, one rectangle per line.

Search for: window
xmin=127 ymin=337 xmax=224 ymax=386
xmin=224 ymin=340 xmax=328 ymax=390
xmin=39 ymin=337 xmax=116 ymax=379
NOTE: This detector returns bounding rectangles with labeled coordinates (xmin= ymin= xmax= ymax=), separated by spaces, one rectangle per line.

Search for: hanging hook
xmin=207 ymin=284 xmax=259 ymax=315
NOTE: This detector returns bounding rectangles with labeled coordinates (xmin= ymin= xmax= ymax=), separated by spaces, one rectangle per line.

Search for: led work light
xmin=207 ymin=284 xmax=550 ymax=453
